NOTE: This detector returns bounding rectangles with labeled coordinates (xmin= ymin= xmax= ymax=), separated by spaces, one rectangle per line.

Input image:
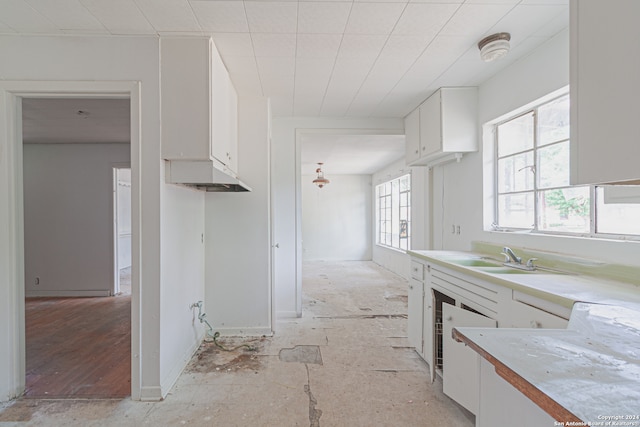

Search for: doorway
xmin=114 ymin=167 xmax=132 ymax=296
xmin=0 ymin=81 xmax=142 ymax=402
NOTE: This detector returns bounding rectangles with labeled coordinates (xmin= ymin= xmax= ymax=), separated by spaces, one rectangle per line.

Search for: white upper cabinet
xmin=570 ymin=0 xmax=640 ymax=185
xmin=405 ymin=108 xmax=421 ymax=164
xmin=405 ymin=87 xmax=478 ymax=167
xmin=161 ymin=37 xmax=238 ymax=174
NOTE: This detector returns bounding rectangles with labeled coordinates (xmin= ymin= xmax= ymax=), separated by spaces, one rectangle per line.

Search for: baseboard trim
xmin=160 ymin=332 xmax=204 ymax=399
xmin=25 ymin=290 xmax=112 ymax=297
xmin=139 ymin=386 xmax=163 ymax=402
xmin=277 ymin=310 xmax=300 ymax=319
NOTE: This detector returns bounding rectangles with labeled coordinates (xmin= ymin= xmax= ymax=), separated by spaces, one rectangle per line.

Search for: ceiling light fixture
xmin=478 ymin=32 xmax=511 ymax=62
xmin=312 ymin=163 xmax=330 ymax=188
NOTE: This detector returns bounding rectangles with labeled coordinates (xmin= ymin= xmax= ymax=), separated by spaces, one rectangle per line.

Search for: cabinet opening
xmin=433 ymin=289 xmax=455 ymax=373
xmin=460 ymin=303 xmax=488 ymax=317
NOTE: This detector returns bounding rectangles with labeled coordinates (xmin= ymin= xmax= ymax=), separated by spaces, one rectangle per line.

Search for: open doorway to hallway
xmin=21 ymin=97 xmax=132 ymax=398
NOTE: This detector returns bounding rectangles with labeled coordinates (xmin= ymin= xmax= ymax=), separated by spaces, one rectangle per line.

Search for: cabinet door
xmin=408 ymin=279 xmax=424 ymax=355
xmin=419 ymin=91 xmax=442 ymax=158
xmin=211 ymin=42 xmax=231 ymax=166
xmin=570 ymin=0 xmax=640 ymax=184
xmin=423 ymin=286 xmax=435 ymax=383
xmin=405 ymin=108 xmax=421 ymax=164
xmin=443 ymin=303 xmax=497 ymax=415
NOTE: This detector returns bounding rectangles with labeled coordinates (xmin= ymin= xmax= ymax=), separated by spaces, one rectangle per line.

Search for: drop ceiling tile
xmin=519 ymin=0 xmax=567 ymax=4
xmin=229 ymin=72 xmax=263 ymax=97
xmin=269 ymin=96 xmax=293 ymax=117
xmin=293 ymin=95 xmax=322 ymax=116
xmin=295 ymin=58 xmax=333 ymax=94
xmin=440 ymin=3 xmax=513 ymax=38
xmin=531 ymin=7 xmax=568 ymax=37
xmin=80 ymin=0 xmax=155 ymax=34
xmin=135 ymin=0 xmax=200 ymax=32
xmin=393 ymin=3 xmax=459 ymax=36
xmin=298 ymin=2 xmax=351 ymax=34
xmin=464 ymin=0 xmax=519 ymax=4
xmin=212 ymin=33 xmax=254 ymax=57
xmin=245 ymin=1 xmax=297 ymax=33
xmin=485 ymin=4 xmax=567 ymax=43
xmin=261 ymin=74 xmax=294 ymax=96
xmin=346 ymin=91 xmax=388 ymax=117
xmin=296 ymin=34 xmax=341 ymax=58
xmin=0 ymin=19 xmax=17 ymax=33
xmin=256 ymin=56 xmax=295 ymax=77
xmin=190 ymin=1 xmax=248 ymax=33
xmin=409 ymin=0 xmax=462 ymax=3
xmin=344 ymin=3 xmax=406 ymax=35
xmin=25 ymin=0 xmax=106 ymax=32
xmin=222 ymin=55 xmax=259 ymax=75
xmin=337 ymin=34 xmax=387 ymax=59
xmin=378 ymin=35 xmax=434 ymax=61
xmin=252 ymin=33 xmax=296 ymax=57
xmin=1 ymin=0 xmax=62 ymax=33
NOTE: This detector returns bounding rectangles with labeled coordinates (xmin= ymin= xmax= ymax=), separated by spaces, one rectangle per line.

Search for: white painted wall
xmin=204 ymin=97 xmax=271 ymax=336
xmin=302 ymin=174 xmax=372 ymax=261
xmin=0 ymin=35 xmax=205 ymax=401
xmin=371 ymin=158 xmax=428 ymax=279
xmin=117 ymin=168 xmax=132 ymax=271
xmin=434 ymin=28 xmax=640 ymax=267
xmin=271 ymin=117 xmax=404 ymax=318
xmin=23 ymin=143 xmax=130 ymax=296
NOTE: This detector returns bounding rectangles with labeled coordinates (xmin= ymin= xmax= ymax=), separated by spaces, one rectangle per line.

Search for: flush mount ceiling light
xmin=312 ymin=163 xmax=330 ymax=188
xmin=478 ymin=32 xmax=511 ymax=62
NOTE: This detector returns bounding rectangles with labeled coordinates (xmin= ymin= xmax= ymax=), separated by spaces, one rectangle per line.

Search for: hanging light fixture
xmin=478 ymin=32 xmax=511 ymax=62
xmin=312 ymin=163 xmax=330 ymax=188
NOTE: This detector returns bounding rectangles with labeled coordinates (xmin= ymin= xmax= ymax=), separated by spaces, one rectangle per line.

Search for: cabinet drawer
xmin=508 ymin=300 xmax=569 ymax=329
xmin=410 ymin=261 xmax=424 ymax=281
xmin=431 ymin=267 xmax=499 ymax=313
xmin=512 ymin=290 xmax=571 ymax=321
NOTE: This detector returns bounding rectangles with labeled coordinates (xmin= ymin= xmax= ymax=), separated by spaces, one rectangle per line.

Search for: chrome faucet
xmin=501 ymin=247 xmax=522 ymax=264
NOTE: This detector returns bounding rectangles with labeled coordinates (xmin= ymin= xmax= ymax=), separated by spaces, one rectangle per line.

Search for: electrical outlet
xmin=35 ymin=277 xmax=40 ymax=285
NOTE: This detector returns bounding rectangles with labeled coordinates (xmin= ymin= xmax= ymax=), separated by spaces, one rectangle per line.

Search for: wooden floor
xmin=25 ymin=295 xmax=131 ymax=399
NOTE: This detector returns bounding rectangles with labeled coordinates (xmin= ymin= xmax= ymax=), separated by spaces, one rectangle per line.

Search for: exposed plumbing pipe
xmin=190 ymin=301 xmax=257 ymax=352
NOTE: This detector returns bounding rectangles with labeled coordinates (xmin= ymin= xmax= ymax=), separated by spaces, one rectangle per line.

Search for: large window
xmin=494 ymin=93 xmax=640 ymax=238
xmin=376 ymin=174 xmax=411 ymax=250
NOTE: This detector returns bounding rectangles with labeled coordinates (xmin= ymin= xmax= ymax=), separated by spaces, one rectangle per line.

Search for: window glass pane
xmin=497 ymin=112 xmax=534 ymax=157
xmin=596 ymin=187 xmax=640 ymax=235
xmin=498 ymin=193 xmax=534 ymax=229
xmin=538 ymin=95 xmax=570 ymax=146
xmin=498 ymin=152 xmax=534 ymax=193
xmin=538 ymin=187 xmax=590 ymax=233
xmin=376 ymin=174 xmax=411 ymax=249
xmin=537 ymin=141 xmax=570 ymax=189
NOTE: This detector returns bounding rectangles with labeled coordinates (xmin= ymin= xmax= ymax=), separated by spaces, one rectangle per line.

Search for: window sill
xmin=375 ymin=244 xmax=408 ymax=255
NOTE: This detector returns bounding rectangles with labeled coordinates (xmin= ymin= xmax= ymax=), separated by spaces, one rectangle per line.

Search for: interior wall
xmin=434 ymin=28 xmax=639 ymax=267
xmin=204 ymin=96 xmax=271 ymax=336
xmin=302 ymin=174 xmax=372 ymax=261
xmin=271 ymin=117 xmax=404 ymax=318
xmin=23 ymin=143 xmax=130 ymax=296
xmin=0 ymin=34 xmax=204 ymax=401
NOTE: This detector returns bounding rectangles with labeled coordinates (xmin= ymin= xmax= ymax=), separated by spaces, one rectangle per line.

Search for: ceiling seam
xmin=244 ymin=0 xmax=266 ymax=99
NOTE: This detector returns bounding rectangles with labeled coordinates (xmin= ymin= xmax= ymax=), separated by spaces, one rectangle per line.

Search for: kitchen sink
xmin=474 ymin=266 xmax=533 ymax=274
xmin=447 ymin=259 xmax=502 ymax=267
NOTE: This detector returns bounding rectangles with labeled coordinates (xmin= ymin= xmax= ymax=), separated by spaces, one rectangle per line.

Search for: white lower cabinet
xmin=442 ymin=303 xmax=497 ymax=414
xmin=477 ymin=358 xmax=555 ymax=427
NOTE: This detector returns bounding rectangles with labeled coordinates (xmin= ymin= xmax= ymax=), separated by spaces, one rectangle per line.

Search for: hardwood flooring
xmin=25 ymin=295 xmax=131 ymax=399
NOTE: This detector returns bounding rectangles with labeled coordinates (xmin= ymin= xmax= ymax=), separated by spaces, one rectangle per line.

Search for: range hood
xmin=166 ymin=160 xmax=251 ymax=192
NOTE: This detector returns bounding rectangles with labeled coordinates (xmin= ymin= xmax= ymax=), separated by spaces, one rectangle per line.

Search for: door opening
xmin=114 ymin=167 xmax=132 ymax=296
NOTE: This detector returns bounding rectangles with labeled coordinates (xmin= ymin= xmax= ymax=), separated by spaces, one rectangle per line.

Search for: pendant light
xmin=312 ymin=163 xmax=330 ymax=188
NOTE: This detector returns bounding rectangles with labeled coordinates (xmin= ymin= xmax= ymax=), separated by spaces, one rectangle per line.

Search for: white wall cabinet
xmin=405 ymin=87 xmax=478 ymax=167
xmin=161 ymin=37 xmax=238 ymax=173
xmin=404 ymin=108 xmax=421 ymax=164
xmin=570 ymin=0 xmax=640 ymax=185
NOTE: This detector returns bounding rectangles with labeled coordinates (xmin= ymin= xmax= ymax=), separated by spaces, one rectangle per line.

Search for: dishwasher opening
xmin=433 ymin=289 xmax=455 ymax=373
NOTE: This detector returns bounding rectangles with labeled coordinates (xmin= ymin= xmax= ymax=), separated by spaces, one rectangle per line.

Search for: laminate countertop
xmin=454 ymin=303 xmax=640 ymax=424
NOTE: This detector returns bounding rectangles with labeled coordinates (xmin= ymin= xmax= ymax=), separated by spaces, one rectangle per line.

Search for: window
xmin=494 ymin=93 xmax=640 ymax=238
xmin=376 ymin=174 xmax=411 ymax=250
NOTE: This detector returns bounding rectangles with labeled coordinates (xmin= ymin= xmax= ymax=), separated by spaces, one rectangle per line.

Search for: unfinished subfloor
xmin=0 ymin=261 xmax=474 ymax=426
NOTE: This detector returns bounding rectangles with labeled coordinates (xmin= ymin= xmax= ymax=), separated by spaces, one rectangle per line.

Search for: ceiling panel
xmin=134 ymin=0 xmax=201 ymax=33
xmin=190 ymin=1 xmax=249 ymax=33
xmin=297 ymin=2 xmax=351 ymax=34
xmin=212 ymin=33 xmax=254 ymax=57
xmin=344 ymin=3 xmax=405 ymax=35
xmin=80 ymin=0 xmax=155 ymax=34
xmin=440 ymin=3 xmax=514 ymax=37
xmin=26 ymin=0 xmax=106 ymax=33
xmin=1 ymin=0 xmax=62 ymax=33
xmin=392 ymin=3 xmax=459 ymax=36
xmin=252 ymin=33 xmax=296 ymax=57
xmin=337 ymin=34 xmax=387 ymax=59
xmin=245 ymin=1 xmax=297 ymax=33
xmin=296 ymin=33 xmax=341 ymax=58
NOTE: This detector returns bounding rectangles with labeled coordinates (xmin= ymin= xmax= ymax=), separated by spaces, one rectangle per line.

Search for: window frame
xmin=375 ymin=173 xmax=411 ymax=251
xmin=491 ymin=93 xmax=640 ymax=241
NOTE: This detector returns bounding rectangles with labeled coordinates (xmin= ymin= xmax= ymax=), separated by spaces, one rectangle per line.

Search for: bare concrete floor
xmin=0 ymin=261 xmax=474 ymax=427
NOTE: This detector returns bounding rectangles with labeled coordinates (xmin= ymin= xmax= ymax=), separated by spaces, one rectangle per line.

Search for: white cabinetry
xmin=408 ymin=278 xmax=424 ymax=355
xmin=443 ymin=303 xmax=496 ymax=415
xmin=570 ymin=0 xmax=640 ymax=184
xmin=405 ymin=87 xmax=478 ymax=167
xmin=404 ymin=108 xmax=421 ymax=164
xmin=161 ymin=37 xmax=238 ymax=173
